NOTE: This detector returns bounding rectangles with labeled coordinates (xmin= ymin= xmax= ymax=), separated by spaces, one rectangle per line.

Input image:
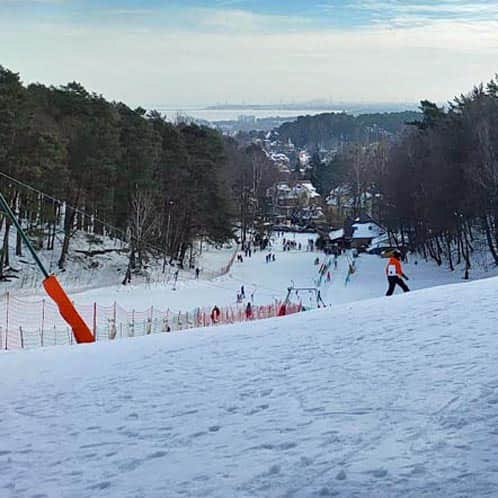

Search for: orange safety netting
xmin=0 ymin=292 xmax=302 ymax=351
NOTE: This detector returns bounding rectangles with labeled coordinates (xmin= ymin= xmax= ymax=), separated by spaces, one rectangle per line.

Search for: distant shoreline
xmin=153 ymin=103 xmax=418 ymax=124
xmin=203 ymin=102 xmax=416 ymax=112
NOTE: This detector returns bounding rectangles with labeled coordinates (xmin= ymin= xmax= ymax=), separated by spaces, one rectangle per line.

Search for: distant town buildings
xmin=255 ymin=127 xmax=383 ymax=235
xmin=266 ymin=181 xmax=325 ymax=226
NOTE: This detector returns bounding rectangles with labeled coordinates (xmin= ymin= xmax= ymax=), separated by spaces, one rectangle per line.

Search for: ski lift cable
xmin=0 ymin=169 xmax=169 ymax=257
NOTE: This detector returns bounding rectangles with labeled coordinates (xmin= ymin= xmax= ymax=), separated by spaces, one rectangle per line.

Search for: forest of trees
xmin=308 ymin=77 xmax=498 ymax=275
xmin=3 ymin=63 xmax=498 ymax=280
xmin=278 ymin=111 xmax=421 ymax=149
xmin=376 ymin=82 xmax=498 ymax=276
xmin=0 ymin=66 xmax=278 ymax=281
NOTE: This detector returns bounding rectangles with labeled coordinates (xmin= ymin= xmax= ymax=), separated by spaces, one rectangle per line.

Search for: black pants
xmin=386 ymin=276 xmax=409 ymax=296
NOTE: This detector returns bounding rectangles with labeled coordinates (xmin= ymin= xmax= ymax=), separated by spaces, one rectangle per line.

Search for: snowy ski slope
xmin=71 ymin=238 xmax=474 ymax=312
xmin=1 ymin=266 xmax=498 ymax=496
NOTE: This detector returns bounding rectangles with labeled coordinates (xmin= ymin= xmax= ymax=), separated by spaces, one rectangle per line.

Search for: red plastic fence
xmin=0 ymin=292 xmax=302 ymax=351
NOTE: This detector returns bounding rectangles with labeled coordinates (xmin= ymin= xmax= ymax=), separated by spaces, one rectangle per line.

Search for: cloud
xmin=343 ymin=0 xmax=498 ymax=21
xmin=317 ymin=0 xmax=498 ymax=31
xmin=0 ymin=3 xmax=497 ymax=106
xmin=0 ymin=0 xmax=65 ymax=3
xmin=196 ymin=8 xmax=313 ymax=32
xmin=213 ymin=0 xmax=249 ymax=6
xmin=102 ymin=9 xmax=156 ymax=16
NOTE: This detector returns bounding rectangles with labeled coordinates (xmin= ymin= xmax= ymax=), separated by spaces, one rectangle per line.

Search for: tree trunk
xmin=462 ymin=234 xmax=471 ymax=280
xmin=483 ymin=215 xmax=498 ymax=265
xmin=435 ymin=235 xmax=444 ymax=264
xmin=446 ymin=234 xmax=454 ymax=271
xmin=427 ymin=239 xmax=442 ymax=265
xmin=1 ymin=220 xmax=11 ymax=269
xmin=58 ymin=201 xmax=78 ymax=270
xmin=15 ymin=231 xmax=22 ymax=257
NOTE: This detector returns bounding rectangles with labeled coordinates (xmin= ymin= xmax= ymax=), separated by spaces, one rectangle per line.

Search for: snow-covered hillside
xmin=3 ymin=234 xmax=487 ymax=347
xmin=1 ymin=274 xmax=498 ymax=497
xmin=72 ymin=245 xmax=464 ymax=311
xmin=0 ymin=227 xmax=237 ymax=296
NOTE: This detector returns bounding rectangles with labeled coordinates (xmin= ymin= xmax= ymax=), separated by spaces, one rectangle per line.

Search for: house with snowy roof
xmin=267 ymin=181 xmax=324 ymax=225
xmin=293 ymin=181 xmax=321 ymax=206
xmin=329 ymin=213 xmax=386 ymax=249
xmin=326 ymin=186 xmax=355 ymax=221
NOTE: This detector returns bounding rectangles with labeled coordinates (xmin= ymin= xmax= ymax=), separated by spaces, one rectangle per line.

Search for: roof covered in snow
xmin=351 ymin=222 xmax=385 ymax=239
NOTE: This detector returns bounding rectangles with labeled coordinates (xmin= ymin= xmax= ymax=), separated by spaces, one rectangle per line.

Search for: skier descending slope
xmin=385 ymin=250 xmax=410 ymax=296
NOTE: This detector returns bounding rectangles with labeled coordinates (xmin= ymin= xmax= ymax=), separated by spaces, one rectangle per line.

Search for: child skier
xmin=385 ymin=250 xmax=410 ymax=296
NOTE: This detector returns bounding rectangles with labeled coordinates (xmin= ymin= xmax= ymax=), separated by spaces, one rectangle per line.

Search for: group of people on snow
xmin=282 ymin=239 xmax=301 ymax=251
xmin=265 ymin=253 xmax=276 ymax=263
xmin=210 ymin=301 xmax=253 ymax=325
xmin=208 ymin=233 xmax=410 ymax=333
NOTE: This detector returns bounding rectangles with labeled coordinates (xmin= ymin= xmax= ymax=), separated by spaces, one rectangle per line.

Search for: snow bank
xmin=1 ymin=276 xmax=498 ymax=497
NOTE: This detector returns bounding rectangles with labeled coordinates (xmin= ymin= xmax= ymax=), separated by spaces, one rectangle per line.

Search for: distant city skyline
xmin=1 ymin=1 xmax=497 ymax=108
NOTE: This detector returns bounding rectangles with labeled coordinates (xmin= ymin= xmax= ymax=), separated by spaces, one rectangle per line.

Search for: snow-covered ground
xmin=0 ymin=229 xmax=237 ymax=296
xmin=3 ymin=231 xmax=497 ymax=345
xmin=1 ymin=271 xmax=498 ymax=497
xmin=71 ymin=241 xmax=482 ymax=311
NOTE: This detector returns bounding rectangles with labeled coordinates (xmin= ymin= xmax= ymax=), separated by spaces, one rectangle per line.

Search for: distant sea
xmin=154 ymin=107 xmax=343 ymax=123
xmin=153 ymin=103 xmax=416 ymax=123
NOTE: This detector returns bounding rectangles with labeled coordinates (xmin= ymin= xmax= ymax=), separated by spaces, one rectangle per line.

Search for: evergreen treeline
xmin=278 ymin=111 xmax=421 ymax=149
xmin=0 ymin=66 xmax=277 ymax=280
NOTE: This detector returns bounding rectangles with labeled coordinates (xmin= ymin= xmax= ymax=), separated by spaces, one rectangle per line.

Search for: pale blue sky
xmin=1 ymin=0 xmax=497 ymax=106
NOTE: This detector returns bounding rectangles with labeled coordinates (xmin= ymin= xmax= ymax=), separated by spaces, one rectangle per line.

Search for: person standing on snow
xmin=385 ymin=250 xmax=410 ymax=296
xmin=210 ymin=305 xmax=221 ymax=324
xmin=245 ymin=302 xmax=253 ymax=320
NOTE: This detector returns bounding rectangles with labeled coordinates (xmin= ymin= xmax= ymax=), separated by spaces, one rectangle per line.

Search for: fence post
xmin=19 ymin=326 xmax=24 ymax=349
xmin=113 ymin=301 xmax=117 ymax=337
xmin=5 ymin=292 xmax=9 ymax=350
xmin=164 ymin=310 xmax=170 ymax=332
xmin=93 ymin=302 xmax=97 ymax=340
xmin=41 ymin=299 xmax=45 ymax=347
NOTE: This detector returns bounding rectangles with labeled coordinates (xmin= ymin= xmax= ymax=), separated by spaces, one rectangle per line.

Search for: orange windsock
xmin=43 ymin=275 xmax=95 ymax=344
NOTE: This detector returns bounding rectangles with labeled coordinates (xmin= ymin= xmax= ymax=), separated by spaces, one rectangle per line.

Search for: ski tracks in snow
xmin=2 ymin=279 xmax=498 ymax=496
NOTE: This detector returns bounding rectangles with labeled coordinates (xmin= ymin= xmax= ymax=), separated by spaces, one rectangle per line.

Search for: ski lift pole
xmin=0 ymin=192 xmax=95 ymax=344
xmin=0 ymin=192 xmax=49 ymax=278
